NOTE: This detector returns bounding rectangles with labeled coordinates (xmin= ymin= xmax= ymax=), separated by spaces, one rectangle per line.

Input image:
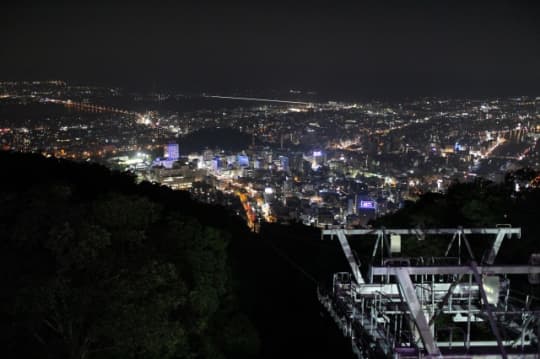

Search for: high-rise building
xmin=212 ymin=156 xmax=222 ymax=171
xmin=164 ymin=143 xmax=179 ymax=160
xmin=290 ymin=152 xmax=305 ymax=173
xmin=279 ymin=155 xmax=290 ymax=172
xmin=237 ymin=154 xmax=249 ymax=167
xmin=356 ymin=195 xmax=377 ymax=225
xmin=311 ymin=150 xmax=326 ymax=170
xmin=253 ymin=158 xmax=263 ymax=170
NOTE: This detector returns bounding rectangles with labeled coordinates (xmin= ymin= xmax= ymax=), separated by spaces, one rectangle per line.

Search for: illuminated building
xmin=279 ymin=155 xmax=289 ymax=172
xmin=237 ymin=153 xmax=249 ymax=167
xmin=165 ymin=143 xmax=179 ymax=160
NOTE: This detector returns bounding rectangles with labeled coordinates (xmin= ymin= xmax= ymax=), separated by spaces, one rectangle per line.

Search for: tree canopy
xmin=0 ymin=152 xmax=259 ymax=359
xmin=373 ymin=174 xmax=540 ymax=263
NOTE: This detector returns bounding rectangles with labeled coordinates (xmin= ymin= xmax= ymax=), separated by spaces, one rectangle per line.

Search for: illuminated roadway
xmin=214 ymin=174 xmax=277 ymax=230
xmin=236 ymin=191 xmax=257 ymax=231
xmin=44 ymin=98 xmax=143 ymax=119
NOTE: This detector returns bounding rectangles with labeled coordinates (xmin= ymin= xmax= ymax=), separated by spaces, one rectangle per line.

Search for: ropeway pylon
xmin=318 ymin=227 xmax=540 ymax=358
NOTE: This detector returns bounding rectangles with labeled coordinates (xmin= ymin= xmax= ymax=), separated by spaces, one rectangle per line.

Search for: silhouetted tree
xmin=0 ymin=152 xmax=259 ymax=359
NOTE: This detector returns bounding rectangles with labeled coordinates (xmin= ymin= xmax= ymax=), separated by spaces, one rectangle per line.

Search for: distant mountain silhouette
xmin=179 ymin=127 xmax=256 ymax=153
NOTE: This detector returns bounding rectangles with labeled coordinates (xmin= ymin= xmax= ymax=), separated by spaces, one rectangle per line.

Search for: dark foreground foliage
xmin=0 ymin=152 xmax=259 ymax=359
xmin=373 ymin=172 xmax=540 ymax=264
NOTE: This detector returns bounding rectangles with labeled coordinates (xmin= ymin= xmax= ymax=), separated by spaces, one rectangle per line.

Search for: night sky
xmin=1 ymin=0 xmax=539 ymax=97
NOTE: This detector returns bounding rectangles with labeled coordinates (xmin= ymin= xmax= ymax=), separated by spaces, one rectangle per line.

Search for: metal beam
xmin=437 ymin=340 xmax=531 ymax=347
xmin=323 ymin=228 xmax=521 ymax=236
xmin=483 ymin=229 xmax=507 ymax=265
xmin=394 ymin=268 xmax=441 ymax=356
xmin=335 ymin=230 xmax=365 ymax=284
xmin=355 ymin=282 xmax=479 ymax=297
xmin=469 ymin=261 xmax=507 ymax=359
xmin=371 ymin=265 xmax=540 ymax=276
xmin=429 ymin=274 xmax=465 ymax=326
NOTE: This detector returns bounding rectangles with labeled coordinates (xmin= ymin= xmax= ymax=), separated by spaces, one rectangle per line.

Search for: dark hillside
xmin=0 ymin=152 xmax=257 ymax=359
xmin=373 ymin=177 xmax=540 ymax=265
xmin=0 ymin=152 xmax=355 ymax=359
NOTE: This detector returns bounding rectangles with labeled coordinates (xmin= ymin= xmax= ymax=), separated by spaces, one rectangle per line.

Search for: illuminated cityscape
xmin=2 ymin=1 xmax=540 ymax=358
xmin=1 ymin=81 xmax=539 ymax=230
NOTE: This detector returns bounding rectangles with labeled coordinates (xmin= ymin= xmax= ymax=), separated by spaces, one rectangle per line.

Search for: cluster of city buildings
xmin=1 ymin=81 xmax=539 ymax=229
